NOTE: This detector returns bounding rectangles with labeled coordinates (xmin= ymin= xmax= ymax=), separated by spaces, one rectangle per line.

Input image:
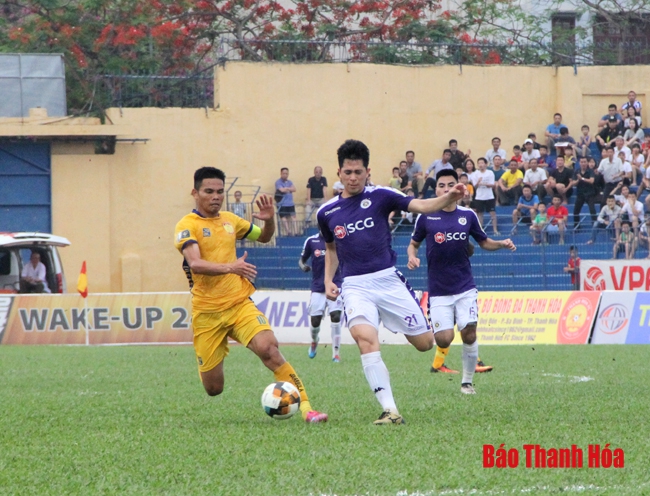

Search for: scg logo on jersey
xmin=334 ymin=218 xmax=375 ymax=238
xmin=434 ymin=231 xmax=468 ymax=243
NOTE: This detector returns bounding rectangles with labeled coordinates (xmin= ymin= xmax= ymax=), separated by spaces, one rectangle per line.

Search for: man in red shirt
xmin=564 ymin=245 xmax=581 ymax=289
xmin=546 ymin=195 xmax=569 ymax=245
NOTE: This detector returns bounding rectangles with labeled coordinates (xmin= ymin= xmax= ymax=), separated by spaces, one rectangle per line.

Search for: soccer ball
xmin=261 ymin=381 xmax=301 ymax=420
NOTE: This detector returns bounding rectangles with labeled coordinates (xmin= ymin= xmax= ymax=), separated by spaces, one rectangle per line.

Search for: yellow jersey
xmin=174 ymin=209 xmax=262 ymax=313
xmin=501 ymin=169 xmax=524 ymax=188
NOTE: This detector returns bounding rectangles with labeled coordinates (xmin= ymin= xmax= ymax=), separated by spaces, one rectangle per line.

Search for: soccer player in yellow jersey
xmin=174 ymin=167 xmax=327 ymax=423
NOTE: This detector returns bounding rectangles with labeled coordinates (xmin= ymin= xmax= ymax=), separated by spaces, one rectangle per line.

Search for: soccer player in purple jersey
xmin=317 ymin=140 xmax=466 ymax=425
xmin=299 ymin=233 xmax=344 ymax=362
xmin=408 ymin=169 xmax=516 ymax=394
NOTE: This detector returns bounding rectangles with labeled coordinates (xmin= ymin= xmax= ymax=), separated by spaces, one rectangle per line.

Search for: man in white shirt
xmin=618 ymin=191 xmax=644 ymax=235
xmin=20 ymin=251 xmax=49 ymax=293
xmin=523 ymin=158 xmax=547 ymax=201
xmin=471 ymin=157 xmax=499 ymax=235
xmin=597 ymin=146 xmax=625 ymax=204
xmin=484 ymin=137 xmax=507 ymax=169
xmin=521 ymin=139 xmax=541 ymax=166
xmin=613 ymin=136 xmax=632 ymax=162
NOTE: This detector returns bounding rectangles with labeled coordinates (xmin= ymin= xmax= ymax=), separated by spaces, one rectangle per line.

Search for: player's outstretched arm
xmin=407 ymin=240 xmax=421 ymax=270
xmin=324 ymin=241 xmax=340 ymax=301
xmin=408 ymin=184 xmax=467 ymax=214
xmin=252 ymin=194 xmax=276 ymax=243
xmin=478 ymin=238 xmax=517 ymax=252
xmin=183 ymin=243 xmax=258 ymax=280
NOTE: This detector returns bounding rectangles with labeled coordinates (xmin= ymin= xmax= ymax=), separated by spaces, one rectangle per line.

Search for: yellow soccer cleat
xmin=373 ymin=411 xmax=405 ymax=425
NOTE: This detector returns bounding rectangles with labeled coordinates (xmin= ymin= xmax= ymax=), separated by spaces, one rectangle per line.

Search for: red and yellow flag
xmin=77 ymin=261 xmax=88 ymax=298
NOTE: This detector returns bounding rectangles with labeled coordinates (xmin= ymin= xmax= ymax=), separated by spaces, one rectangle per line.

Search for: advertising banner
xmin=475 ymin=291 xmax=601 ymax=345
xmin=591 ymin=291 xmax=634 ymax=344
xmin=0 ymin=293 xmax=193 ymax=345
xmin=581 ymin=260 xmax=650 ymax=291
xmin=0 ymin=290 xmax=604 ymax=346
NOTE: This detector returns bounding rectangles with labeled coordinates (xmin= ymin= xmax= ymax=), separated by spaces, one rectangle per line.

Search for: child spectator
xmin=458 ymin=173 xmax=473 ymax=207
xmin=563 ymin=246 xmax=581 ymax=290
xmin=511 ymin=145 xmax=523 ymax=163
xmin=512 ymin=185 xmax=539 ymax=233
xmin=563 ymin=146 xmax=576 ymax=169
xmin=538 ymin=145 xmax=550 ymax=167
xmin=588 ymin=195 xmax=621 ymax=245
xmin=530 ymin=203 xmax=548 ymax=244
xmin=614 ymin=135 xmax=632 ymax=162
xmin=547 ymin=195 xmax=568 ymax=245
xmin=545 ymin=113 xmax=568 ymax=152
xmin=613 ymin=221 xmax=635 ymax=259
xmin=389 ymin=167 xmax=402 ymax=190
xmin=576 ymin=125 xmax=592 ymax=158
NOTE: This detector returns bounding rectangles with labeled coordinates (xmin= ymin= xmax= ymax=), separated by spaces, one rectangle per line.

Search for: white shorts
xmin=341 ymin=267 xmax=429 ymax=336
xmin=309 ymin=292 xmax=343 ymax=317
xmin=428 ymin=288 xmax=479 ymax=333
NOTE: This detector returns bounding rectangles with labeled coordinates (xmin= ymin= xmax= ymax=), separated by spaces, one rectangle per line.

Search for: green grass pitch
xmin=1 ymin=344 xmax=649 ymax=495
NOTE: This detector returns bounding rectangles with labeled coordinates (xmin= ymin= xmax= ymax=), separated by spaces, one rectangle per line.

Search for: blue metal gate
xmin=0 ymin=142 xmax=51 ymax=233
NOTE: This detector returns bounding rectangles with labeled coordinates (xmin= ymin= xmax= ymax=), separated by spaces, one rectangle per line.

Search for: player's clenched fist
xmin=325 ymin=281 xmax=340 ymax=301
xmin=501 ymin=239 xmax=517 ymax=251
xmin=407 ymin=256 xmax=420 ymax=270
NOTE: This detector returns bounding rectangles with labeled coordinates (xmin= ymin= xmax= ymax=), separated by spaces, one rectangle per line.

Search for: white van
xmin=0 ymin=233 xmax=70 ymax=294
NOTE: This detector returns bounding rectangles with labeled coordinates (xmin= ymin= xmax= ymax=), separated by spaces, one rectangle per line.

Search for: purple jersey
xmin=317 ymin=186 xmax=413 ymax=278
xmin=300 ymin=234 xmax=342 ymax=292
xmin=411 ymin=205 xmax=488 ymax=297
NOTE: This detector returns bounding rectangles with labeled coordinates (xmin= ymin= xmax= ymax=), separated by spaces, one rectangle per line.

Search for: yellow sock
xmin=432 ymin=346 xmax=449 ymax=369
xmin=273 ymin=361 xmax=312 ymax=419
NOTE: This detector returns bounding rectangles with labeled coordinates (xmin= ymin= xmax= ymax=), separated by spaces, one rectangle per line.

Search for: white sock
xmin=462 ymin=341 xmax=479 ymax=385
xmin=310 ymin=325 xmax=320 ymax=343
xmin=360 ymin=351 xmax=397 ymax=413
xmin=331 ymin=322 xmax=341 ymax=357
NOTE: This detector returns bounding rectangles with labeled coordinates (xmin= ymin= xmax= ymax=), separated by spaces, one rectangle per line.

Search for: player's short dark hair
xmin=449 ymin=139 xmax=458 ymax=145
xmin=436 ymin=168 xmax=458 ymax=182
xmin=338 ymin=140 xmax=370 ymax=168
xmin=443 ymin=148 xmax=452 ymax=155
xmin=194 ymin=167 xmax=225 ymax=190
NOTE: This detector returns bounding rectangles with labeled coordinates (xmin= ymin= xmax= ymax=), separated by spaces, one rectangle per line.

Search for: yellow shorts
xmin=192 ymin=298 xmax=271 ymax=373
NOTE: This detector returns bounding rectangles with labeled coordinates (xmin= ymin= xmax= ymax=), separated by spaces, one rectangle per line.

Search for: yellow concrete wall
xmin=50 ymin=63 xmax=650 ymax=293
